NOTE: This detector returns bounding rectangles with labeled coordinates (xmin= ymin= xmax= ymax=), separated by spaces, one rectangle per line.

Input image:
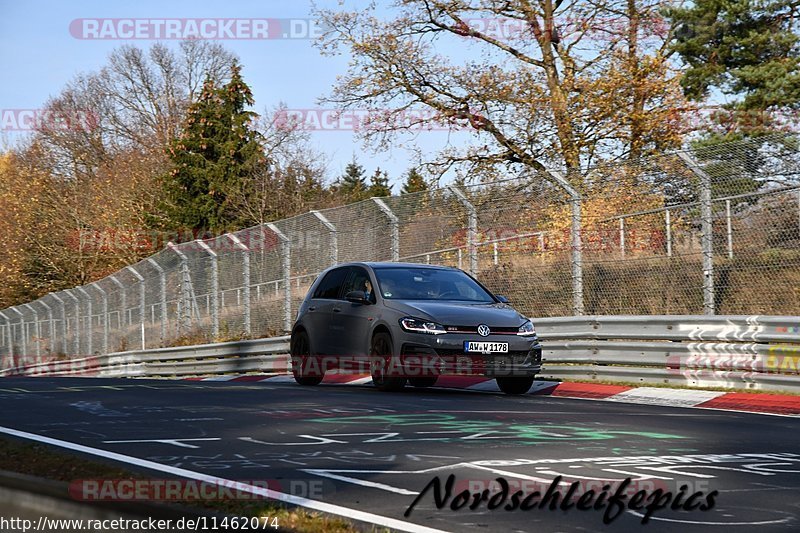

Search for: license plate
xmin=464 ymin=341 xmax=509 ymax=354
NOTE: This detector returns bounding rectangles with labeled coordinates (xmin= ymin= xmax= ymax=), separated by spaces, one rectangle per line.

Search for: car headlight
xmin=517 ymin=320 xmax=536 ymax=336
xmin=399 ymin=317 xmax=447 ymax=335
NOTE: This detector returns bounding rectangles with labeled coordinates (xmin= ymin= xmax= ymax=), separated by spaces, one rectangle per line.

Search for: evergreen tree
xmin=164 ymin=63 xmax=263 ymax=233
xmin=336 ymin=157 xmax=368 ymax=201
xmin=668 ymin=0 xmax=800 ymax=138
xmin=400 ymin=167 xmax=428 ymax=194
xmin=368 ymin=167 xmax=392 ymax=197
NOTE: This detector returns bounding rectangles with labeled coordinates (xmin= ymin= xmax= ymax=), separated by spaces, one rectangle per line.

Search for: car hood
xmin=383 ymin=300 xmax=526 ymax=327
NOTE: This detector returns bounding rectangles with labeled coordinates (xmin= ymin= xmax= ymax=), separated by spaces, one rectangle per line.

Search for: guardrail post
xmin=311 ymin=210 xmax=337 ymax=266
xmin=65 ymin=290 xmax=80 ymax=354
xmin=92 ymin=283 xmax=108 ymax=354
xmin=109 ymin=275 xmax=126 ymax=328
xmin=0 ymin=311 xmax=12 ymax=360
xmin=22 ymin=304 xmax=40 ymax=358
xmin=146 ymin=258 xmax=167 ymax=343
xmin=50 ymin=294 xmax=69 ymax=355
xmin=126 ymin=266 xmax=146 ymax=350
xmin=196 ymin=239 xmax=220 ymax=339
xmin=9 ymin=307 xmax=25 ymax=358
xmin=371 ymin=197 xmax=400 ymax=262
xmin=547 ymin=170 xmax=584 ymax=315
xmin=226 ymin=234 xmax=251 ymax=336
xmin=37 ymin=300 xmax=54 ymax=355
xmin=76 ymin=287 xmax=92 ymax=355
xmin=449 ymin=186 xmax=478 ymax=276
xmin=678 ymin=152 xmax=715 ymax=315
xmin=267 ymin=223 xmax=292 ymax=332
xmin=168 ymin=243 xmax=193 ymax=334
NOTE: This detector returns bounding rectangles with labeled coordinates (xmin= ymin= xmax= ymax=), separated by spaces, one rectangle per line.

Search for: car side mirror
xmin=495 ymin=294 xmax=509 ymax=304
xmin=345 ymin=290 xmax=370 ymax=304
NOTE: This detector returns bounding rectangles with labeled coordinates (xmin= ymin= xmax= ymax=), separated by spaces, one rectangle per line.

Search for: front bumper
xmin=397 ymin=333 xmax=542 ymax=378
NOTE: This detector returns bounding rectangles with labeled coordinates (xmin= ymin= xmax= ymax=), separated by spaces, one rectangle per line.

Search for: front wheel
xmin=291 ymin=331 xmax=324 ymax=386
xmin=370 ymin=332 xmax=406 ymax=392
xmin=496 ymin=376 xmax=534 ymax=395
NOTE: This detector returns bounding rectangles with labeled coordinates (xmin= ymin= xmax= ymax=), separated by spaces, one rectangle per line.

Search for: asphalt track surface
xmin=1 ymin=377 xmax=799 ymax=532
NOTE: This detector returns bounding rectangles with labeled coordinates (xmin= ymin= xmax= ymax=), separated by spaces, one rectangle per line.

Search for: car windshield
xmin=373 ymin=267 xmax=495 ymax=302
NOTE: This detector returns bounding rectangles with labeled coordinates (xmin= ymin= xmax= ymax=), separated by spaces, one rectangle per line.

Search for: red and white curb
xmin=189 ymin=373 xmax=800 ymax=417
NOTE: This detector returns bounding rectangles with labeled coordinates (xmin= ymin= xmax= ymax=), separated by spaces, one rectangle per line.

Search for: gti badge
xmin=477 ymin=324 xmax=491 ymax=337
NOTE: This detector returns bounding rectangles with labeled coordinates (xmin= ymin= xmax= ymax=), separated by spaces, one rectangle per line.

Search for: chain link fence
xmin=1 ymin=135 xmax=799 ymax=363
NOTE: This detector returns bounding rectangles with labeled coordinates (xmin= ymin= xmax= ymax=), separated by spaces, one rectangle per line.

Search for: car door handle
xmin=308 ymin=306 xmax=316 ymax=312
xmin=332 ymin=307 xmax=341 ymax=313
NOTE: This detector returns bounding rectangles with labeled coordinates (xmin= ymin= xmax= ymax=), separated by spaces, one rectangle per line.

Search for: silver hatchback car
xmin=290 ymin=262 xmax=542 ymax=394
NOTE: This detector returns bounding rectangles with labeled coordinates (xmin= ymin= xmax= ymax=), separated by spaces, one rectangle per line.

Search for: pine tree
xmin=163 ymin=62 xmax=263 ymax=233
xmin=400 ymin=167 xmax=427 ymax=194
xmin=368 ymin=167 xmax=392 ymax=197
xmin=336 ymin=157 xmax=368 ymax=201
xmin=668 ymin=0 xmax=800 ymax=138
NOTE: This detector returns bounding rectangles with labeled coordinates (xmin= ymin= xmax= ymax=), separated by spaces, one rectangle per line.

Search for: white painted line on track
xmin=607 ymin=387 xmax=726 ymax=407
xmin=0 ymin=425 xmax=451 ymax=533
xmin=626 ymin=509 xmax=794 ymax=526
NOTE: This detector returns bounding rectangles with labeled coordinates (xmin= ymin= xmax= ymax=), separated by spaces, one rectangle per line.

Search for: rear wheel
xmin=291 ymin=331 xmax=324 ymax=386
xmin=496 ymin=376 xmax=534 ymax=395
xmin=409 ymin=377 xmax=438 ymax=388
xmin=370 ymin=332 xmax=406 ymax=392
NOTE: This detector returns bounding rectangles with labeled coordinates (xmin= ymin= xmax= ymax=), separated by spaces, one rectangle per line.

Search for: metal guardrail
xmin=2 ymin=316 xmax=798 ymax=392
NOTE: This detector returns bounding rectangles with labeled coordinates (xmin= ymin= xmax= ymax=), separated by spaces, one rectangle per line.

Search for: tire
xmin=370 ymin=332 xmax=406 ymax=392
xmin=291 ymin=330 xmax=324 ymax=386
xmin=409 ymin=377 xmax=438 ymax=388
xmin=496 ymin=376 xmax=534 ymax=395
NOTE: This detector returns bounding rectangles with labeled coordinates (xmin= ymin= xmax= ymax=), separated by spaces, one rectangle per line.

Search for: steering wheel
xmin=438 ymin=291 xmax=459 ymax=299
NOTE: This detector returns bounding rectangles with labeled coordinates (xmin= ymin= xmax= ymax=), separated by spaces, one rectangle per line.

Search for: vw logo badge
xmin=477 ymin=324 xmax=491 ymax=337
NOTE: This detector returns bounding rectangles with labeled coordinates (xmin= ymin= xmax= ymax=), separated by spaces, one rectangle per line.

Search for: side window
xmin=313 ymin=268 xmax=349 ymax=299
xmin=341 ymin=267 xmax=375 ymax=303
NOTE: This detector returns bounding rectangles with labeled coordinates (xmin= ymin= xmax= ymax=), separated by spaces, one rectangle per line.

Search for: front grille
xmin=444 ymin=325 xmax=519 ymax=335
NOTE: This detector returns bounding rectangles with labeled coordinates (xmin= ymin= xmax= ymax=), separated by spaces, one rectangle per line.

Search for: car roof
xmin=333 ymin=262 xmax=458 ymax=271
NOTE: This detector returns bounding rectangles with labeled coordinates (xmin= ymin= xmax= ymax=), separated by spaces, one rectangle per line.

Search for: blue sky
xmin=0 ymin=0 xmax=461 ymax=189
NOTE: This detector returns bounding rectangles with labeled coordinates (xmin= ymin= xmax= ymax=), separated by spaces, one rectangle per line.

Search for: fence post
xmin=50 ymin=294 xmax=69 ymax=355
xmin=547 ymin=170 xmax=584 ymax=315
xmin=168 ymin=243 xmax=193 ymax=334
xmin=126 ymin=266 xmax=146 ymax=350
xmin=37 ymin=300 xmax=54 ymax=355
xmin=665 ymin=209 xmax=672 ymax=257
xmin=146 ymin=258 xmax=167 ymax=343
xmin=23 ymin=304 xmax=40 ymax=359
xmin=75 ymin=287 xmax=92 ymax=355
xmin=65 ymin=290 xmax=80 ymax=354
xmin=109 ymin=275 xmax=126 ymax=328
xmin=0 ymin=311 xmax=11 ymax=360
xmin=725 ymin=199 xmax=733 ymax=259
xmin=619 ymin=218 xmax=626 ymax=258
xmin=266 ymin=223 xmax=292 ymax=333
xmin=449 ymin=186 xmax=478 ymax=276
xmin=372 ymin=197 xmax=400 ymax=262
xmin=92 ymin=283 xmax=108 ymax=355
xmin=9 ymin=307 xmax=25 ymax=358
xmin=678 ymin=152 xmax=715 ymax=315
xmin=311 ymin=210 xmax=337 ymax=266
xmin=196 ymin=240 xmax=220 ymax=339
xmin=226 ymin=234 xmax=251 ymax=336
